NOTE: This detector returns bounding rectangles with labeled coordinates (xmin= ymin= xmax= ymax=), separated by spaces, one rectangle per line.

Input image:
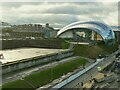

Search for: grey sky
xmin=0 ymin=1 xmax=118 ymax=28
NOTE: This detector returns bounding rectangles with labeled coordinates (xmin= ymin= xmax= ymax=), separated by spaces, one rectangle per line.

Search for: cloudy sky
xmin=0 ymin=0 xmax=119 ymax=28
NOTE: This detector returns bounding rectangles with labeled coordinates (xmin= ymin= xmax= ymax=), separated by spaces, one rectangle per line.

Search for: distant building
xmin=46 ymin=23 xmax=49 ymax=28
xmin=111 ymin=26 xmax=120 ymax=50
xmin=0 ymin=21 xmax=11 ymax=28
xmin=117 ymin=32 xmax=120 ymax=44
xmin=1 ymin=22 xmax=57 ymax=39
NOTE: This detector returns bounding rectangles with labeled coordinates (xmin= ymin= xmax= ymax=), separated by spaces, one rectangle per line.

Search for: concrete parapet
xmin=2 ymin=50 xmax=73 ymax=74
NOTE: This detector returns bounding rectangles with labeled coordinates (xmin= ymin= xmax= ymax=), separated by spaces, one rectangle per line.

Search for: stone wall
xmin=2 ymin=50 xmax=73 ymax=74
xmin=1 ymin=39 xmax=62 ymax=50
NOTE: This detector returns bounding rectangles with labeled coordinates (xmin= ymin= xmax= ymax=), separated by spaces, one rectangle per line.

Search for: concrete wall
xmin=114 ymin=31 xmax=120 ymax=44
xmin=2 ymin=50 xmax=73 ymax=74
xmin=1 ymin=39 xmax=62 ymax=50
xmin=117 ymin=32 xmax=120 ymax=44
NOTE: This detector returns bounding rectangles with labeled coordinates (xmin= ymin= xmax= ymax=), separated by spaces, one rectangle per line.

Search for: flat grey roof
xmin=0 ymin=48 xmax=69 ymax=64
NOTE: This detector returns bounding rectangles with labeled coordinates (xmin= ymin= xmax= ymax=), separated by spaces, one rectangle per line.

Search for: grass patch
xmin=61 ymin=39 xmax=118 ymax=59
xmin=61 ymin=41 xmax=70 ymax=49
xmin=2 ymin=58 xmax=87 ymax=89
xmin=74 ymin=41 xmax=118 ymax=59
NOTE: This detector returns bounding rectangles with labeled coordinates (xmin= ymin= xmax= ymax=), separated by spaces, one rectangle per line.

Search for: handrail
xmin=51 ymin=59 xmax=103 ymax=89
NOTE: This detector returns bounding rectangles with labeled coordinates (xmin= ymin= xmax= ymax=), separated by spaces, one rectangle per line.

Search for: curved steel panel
xmin=57 ymin=21 xmax=115 ymax=41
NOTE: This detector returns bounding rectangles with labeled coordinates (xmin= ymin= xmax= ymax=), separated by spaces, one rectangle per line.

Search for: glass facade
xmin=57 ymin=21 xmax=115 ymax=43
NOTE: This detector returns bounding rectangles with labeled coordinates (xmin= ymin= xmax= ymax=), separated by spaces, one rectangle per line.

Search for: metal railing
xmin=51 ymin=59 xmax=103 ymax=89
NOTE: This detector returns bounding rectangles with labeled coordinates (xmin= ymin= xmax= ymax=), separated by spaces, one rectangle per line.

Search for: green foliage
xmin=74 ymin=41 xmax=118 ymax=59
xmin=2 ymin=58 xmax=87 ymax=89
xmin=61 ymin=41 xmax=70 ymax=49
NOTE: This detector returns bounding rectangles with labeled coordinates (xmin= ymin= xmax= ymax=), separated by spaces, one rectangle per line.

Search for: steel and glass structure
xmin=57 ymin=21 xmax=115 ymax=43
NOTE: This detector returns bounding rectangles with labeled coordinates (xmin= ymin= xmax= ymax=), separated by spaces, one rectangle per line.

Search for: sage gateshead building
xmin=57 ymin=21 xmax=115 ymax=45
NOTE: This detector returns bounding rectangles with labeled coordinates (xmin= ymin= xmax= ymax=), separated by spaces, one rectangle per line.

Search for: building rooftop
xmin=0 ymin=48 xmax=68 ymax=64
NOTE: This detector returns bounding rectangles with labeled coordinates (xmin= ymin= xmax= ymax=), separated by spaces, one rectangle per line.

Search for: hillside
xmin=62 ymin=41 xmax=118 ymax=59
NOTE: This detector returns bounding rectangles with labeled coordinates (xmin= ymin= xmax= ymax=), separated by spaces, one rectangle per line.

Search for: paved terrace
xmin=0 ymin=48 xmax=69 ymax=64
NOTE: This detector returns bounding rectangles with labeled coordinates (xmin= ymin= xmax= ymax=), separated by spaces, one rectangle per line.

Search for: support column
xmin=94 ymin=32 xmax=97 ymax=41
xmin=91 ymin=31 xmax=97 ymax=40
xmin=91 ymin=31 xmax=94 ymax=40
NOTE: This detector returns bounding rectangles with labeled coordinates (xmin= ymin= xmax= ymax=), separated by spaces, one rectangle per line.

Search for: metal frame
xmin=57 ymin=21 xmax=115 ymax=43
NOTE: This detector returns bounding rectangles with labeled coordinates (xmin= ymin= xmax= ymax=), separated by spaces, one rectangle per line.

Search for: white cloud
xmin=1 ymin=2 xmax=118 ymax=28
xmin=0 ymin=0 xmax=119 ymax=2
xmin=104 ymin=11 xmax=118 ymax=25
xmin=96 ymin=0 xmax=119 ymax=2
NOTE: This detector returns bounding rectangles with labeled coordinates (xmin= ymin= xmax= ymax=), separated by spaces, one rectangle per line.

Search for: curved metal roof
xmin=57 ymin=21 xmax=115 ymax=41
